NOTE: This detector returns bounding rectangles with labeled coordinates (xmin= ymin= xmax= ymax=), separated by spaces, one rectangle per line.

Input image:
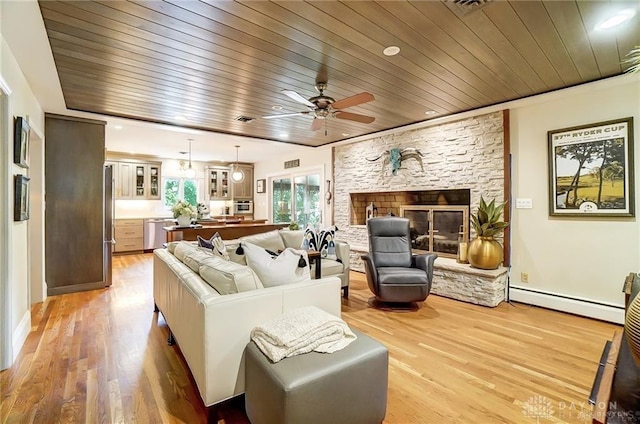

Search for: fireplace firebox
xmin=400 ymin=205 xmax=469 ymax=258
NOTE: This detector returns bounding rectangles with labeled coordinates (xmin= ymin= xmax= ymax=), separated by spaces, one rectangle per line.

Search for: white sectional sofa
xmin=153 ymin=240 xmax=343 ymax=407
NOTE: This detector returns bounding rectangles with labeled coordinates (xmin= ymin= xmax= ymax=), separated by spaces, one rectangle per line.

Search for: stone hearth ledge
xmin=349 ymin=247 xmax=507 ymax=307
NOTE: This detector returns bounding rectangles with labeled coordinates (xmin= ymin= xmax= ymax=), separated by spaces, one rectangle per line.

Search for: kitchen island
xmin=163 ymin=222 xmax=288 ymax=242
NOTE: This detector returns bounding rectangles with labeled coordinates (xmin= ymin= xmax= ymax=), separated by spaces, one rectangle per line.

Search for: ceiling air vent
xmin=234 ymin=115 xmax=256 ymax=123
xmin=443 ymin=0 xmax=492 ymax=17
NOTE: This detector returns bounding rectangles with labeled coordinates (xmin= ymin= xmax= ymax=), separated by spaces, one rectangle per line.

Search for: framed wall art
xmin=13 ymin=116 xmax=30 ymax=168
xmin=548 ymin=117 xmax=634 ymax=217
xmin=14 ymin=174 xmax=30 ymax=221
xmin=256 ymin=178 xmax=266 ymax=193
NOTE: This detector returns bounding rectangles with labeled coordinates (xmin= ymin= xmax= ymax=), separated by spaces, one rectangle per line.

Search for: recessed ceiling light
xmin=174 ymin=115 xmax=187 ymax=121
xmin=342 ymin=133 xmax=350 ymax=137
xmin=279 ymin=132 xmax=289 ymax=138
xmin=425 ymin=110 xmax=437 ymax=116
xmin=272 ymin=105 xmax=283 ymax=110
xmin=113 ymin=125 xmax=123 ymax=130
xmin=383 ymin=46 xmax=400 ymax=56
xmin=595 ymin=9 xmax=636 ymax=30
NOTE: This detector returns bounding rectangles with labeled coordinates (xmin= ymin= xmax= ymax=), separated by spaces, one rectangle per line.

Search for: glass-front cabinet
xmin=206 ymin=166 xmax=231 ymax=201
xmin=113 ymin=160 xmax=162 ymax=200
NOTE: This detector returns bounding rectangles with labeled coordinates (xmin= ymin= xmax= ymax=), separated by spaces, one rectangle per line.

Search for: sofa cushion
xmin=242 ymin=242 xmax=310 ymax=287
xmin=239 ymin=230 xmax=286 ymax=253
xmin=174 ymin=241 xmax=200 ymax=262
xmin=311 ymin=258 xmax=344 ymax=278
xmin=183 ymin=249 xmax=215 ymax=273
xmin=166 ymin=241 xmax=180 ymax=254
xmin=199 ymin=255 xmax=264 ymax=295
xmin=280 ymin=230 xmax=304 ymax=249
xmin=226 ymin=241 xmax=248 ymax=265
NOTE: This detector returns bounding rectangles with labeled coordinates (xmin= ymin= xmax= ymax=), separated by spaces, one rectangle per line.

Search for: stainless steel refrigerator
xmin=103 ymin=164 xmax=114 ymax=287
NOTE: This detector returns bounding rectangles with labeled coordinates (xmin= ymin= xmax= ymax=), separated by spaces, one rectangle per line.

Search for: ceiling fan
xmin=262 ymin=82 xmax=375 ymax=132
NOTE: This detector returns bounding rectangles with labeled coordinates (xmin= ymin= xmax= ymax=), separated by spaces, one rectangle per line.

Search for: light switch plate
xmin=516 ymin=198 xmax=533 ymax=209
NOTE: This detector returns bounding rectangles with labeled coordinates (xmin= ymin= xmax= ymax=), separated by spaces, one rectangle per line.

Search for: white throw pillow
xmin=242 ymin=242 xmax=310 ymax=287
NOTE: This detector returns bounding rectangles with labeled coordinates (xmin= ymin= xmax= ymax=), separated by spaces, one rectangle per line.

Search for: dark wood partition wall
xmin=45 ymin=114 xmax=106 ymax=296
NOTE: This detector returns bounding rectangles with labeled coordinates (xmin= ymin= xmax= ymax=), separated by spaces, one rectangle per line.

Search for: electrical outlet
xmin=521 ymin=272 xmax=529 ymax=283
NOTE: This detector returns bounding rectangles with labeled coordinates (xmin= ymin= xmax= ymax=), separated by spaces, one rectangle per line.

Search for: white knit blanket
xmin=250 ymin=306 xmax=357 ymax=363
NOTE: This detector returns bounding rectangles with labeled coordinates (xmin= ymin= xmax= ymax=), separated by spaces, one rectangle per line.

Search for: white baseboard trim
xmin=509 ymin=287 xmax=625 ymax=325
xmin=12 ymin=310 xmax=31 ymax=362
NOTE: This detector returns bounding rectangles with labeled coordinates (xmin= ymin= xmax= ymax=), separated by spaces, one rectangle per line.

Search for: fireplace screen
xmin=400 ymin=205 xmax=469 ymax=258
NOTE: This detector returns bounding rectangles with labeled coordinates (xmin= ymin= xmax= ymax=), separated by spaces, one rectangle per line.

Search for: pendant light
xmin=231 ymin=145 xmax=245 ymax=183
xmin=184 ymin=138 xmax=196 ymax=178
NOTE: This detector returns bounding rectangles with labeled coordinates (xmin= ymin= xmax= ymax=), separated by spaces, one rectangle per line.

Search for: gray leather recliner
xmin=362 ymin=217 xmax=437 ymax=304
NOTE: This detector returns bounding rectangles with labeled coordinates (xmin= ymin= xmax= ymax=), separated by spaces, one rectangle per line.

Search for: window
xmin=272 ymin=172 xmax=321 ymax=228
xmin=164 ymin=177 xmax=199 ymax=209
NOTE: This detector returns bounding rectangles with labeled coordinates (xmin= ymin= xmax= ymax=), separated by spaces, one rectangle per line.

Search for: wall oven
xmin=233 ymin=200 xmax=253 ymax=214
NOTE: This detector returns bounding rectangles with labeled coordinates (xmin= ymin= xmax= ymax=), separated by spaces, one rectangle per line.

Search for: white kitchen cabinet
xmin=114 ymin=219 xmax=144 ymax=253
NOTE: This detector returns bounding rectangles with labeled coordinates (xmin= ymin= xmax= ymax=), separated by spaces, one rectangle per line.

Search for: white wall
xmin=510 ymin=75 xmax=640 ymax=319
xmin=1 ymin=30 xmax=45 ymax=367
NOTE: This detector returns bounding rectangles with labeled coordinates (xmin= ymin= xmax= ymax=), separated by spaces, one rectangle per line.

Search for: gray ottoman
xmin=245 ymin=328 xmax=388 ymax=424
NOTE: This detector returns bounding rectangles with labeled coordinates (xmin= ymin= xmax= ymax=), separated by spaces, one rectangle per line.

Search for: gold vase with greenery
xmin=467 ymin=196 xmax=509 ymax=270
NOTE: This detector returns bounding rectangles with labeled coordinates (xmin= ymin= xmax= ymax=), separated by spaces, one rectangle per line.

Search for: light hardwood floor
xmin=1 ymin=253 xmax=621 ymax=423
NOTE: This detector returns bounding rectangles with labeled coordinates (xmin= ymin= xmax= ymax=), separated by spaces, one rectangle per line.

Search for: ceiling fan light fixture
xmin=383 ymin=46 xmax=400 ymax=56
xmin=231 ymin=145 xmax=245 ymax=183
xmin=595 ymin=9 xmax=636 ymax=30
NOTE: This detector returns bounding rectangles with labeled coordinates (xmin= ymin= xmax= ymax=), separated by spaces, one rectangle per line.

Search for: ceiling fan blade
xmin=334 ymin=111 xmax=375 ymax=124
xmin=331 ymin=92 xmax=375 ymax=110
xmin=262 ymin=111 xmax=310 ymax=119
xmin=310 ymin=118 xmax=323 ymax=131
xmin=282 ymin=90 xmax=315 ymax=108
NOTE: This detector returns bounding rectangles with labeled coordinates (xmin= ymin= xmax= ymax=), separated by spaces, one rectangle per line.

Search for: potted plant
xmin=467 ymin=196 xmax=509 ymax=270
xmin=172 ymin=200 xmax=196 ymax=227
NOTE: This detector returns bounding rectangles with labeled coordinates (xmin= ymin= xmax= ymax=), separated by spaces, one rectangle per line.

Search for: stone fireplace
xmin=332 ymin=110 xmax=509 ymax=307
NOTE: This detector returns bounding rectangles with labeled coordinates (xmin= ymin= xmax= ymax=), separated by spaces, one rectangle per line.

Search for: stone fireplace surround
xmin=332 ymin=111 xmax=508 ymax=307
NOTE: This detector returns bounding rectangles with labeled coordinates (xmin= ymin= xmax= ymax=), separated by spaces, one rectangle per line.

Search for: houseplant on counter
xmin=467 ymin=196 xmax=509 ymax=270
xmin=172 ymin=200 xmax=196 ymax=227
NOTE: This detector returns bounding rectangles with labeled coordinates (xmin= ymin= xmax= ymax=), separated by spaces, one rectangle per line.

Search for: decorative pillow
xmin=301 ymin=226 xmax=319 ymax=251
xmin=242 ymin=242 xmax=310 ymax=288
xmin=197 ymin=233 xmax=230 ymax=261
xmin=317 ymin=226 xmax=338 ymax=260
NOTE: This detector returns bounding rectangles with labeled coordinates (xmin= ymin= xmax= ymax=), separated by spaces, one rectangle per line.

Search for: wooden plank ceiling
xmin=38 ymin=0 xmax=639 ymax=147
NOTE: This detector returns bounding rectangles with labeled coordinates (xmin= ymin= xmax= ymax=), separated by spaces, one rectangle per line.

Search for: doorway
xmin=271 ymin=169 xmax=324 ymax=229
